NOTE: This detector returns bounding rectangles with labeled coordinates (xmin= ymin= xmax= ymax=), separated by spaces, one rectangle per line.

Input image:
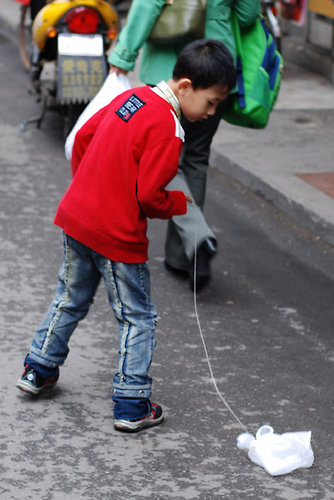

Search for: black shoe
xmin=114 ymin=402 xmax=164 ymax=433
xmin=190 ymin=239 xmax=217 ymax=292
xmin=16 ymin=363 xmax=59 ymax=396
xmin=164 ymin=260 xmax=189 ymax=279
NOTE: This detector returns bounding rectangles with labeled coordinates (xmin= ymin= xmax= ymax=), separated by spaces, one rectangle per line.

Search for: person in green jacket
xmin=109 ymin=0 xmax=260 ymax=291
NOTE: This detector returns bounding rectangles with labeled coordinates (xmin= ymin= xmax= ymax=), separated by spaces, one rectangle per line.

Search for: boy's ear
xmin=177 ymin=78 xmax=192 ymax=94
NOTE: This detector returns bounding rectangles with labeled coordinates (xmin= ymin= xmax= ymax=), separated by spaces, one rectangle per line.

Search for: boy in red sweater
xmin=17 ymin=39 xmax=236 ymax=432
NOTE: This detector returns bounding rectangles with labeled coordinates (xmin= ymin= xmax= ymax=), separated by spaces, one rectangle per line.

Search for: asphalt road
xmin=1 ymin=28 xmax=334 ymax=499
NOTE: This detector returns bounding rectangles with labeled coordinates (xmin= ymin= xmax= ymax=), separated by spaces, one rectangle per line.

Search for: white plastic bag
xmin=237 ymin=425 xmax=314 ymax=476
xmin=64 ymin=72 xmax=131 ymax=161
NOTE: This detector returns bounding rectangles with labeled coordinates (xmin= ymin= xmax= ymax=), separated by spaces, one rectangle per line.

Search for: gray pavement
xmin=3 ymin=0 xmax=334 ymax=247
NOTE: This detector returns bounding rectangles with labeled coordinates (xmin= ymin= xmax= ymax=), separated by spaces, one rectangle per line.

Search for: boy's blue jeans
xmin=28 ymin=233 xmax=157 ymax=419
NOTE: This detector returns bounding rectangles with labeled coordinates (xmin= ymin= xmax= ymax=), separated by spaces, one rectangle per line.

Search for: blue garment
xmin=28 ymin=233 xmax=157 ymax=418
xmin=113 ymin=397 xmax=152 ymax=420
xmin=25 ymin=354 xmax=59 ymax=378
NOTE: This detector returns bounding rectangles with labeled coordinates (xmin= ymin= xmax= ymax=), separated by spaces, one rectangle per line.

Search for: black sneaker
xmin=190 ymin=238 xmax=217 ymax=291
xmin=114 ymin=402 xmax=164 ymax=433
xmin=164 ymin=261 xmax=189 ymax=279
xmin=16 ymin=363 xmax=59 ymax=396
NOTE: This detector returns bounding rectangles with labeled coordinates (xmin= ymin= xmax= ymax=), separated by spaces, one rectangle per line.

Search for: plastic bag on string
xmin=237 ymin=424 xmax=314 ymax=476
xmin=64 ymin=72 xmax=131 ymax=161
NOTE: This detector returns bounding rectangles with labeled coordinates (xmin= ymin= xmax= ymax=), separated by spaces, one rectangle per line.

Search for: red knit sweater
xmin=54 ymin=86 xmax=187 ymax=263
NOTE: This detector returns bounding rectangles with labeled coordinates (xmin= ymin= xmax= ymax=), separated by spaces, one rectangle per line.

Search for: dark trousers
xmin=164 ymin=101 xmax=225 ymax=270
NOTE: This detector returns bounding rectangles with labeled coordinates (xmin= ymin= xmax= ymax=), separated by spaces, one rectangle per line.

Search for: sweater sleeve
xmin=234 ymin=0 xmax=261 ymax=27
xmin=108 ymin=0 xmax=166 ymax=71
xmin=136 ymin=135 xmax=187 ymax=220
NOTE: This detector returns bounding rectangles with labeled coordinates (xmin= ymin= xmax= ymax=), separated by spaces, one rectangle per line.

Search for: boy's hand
xmin=185 ymin=194 xmax=193 ymax=203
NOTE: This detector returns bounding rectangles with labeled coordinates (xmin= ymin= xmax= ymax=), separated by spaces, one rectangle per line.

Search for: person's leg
xmin=17 ymin=234 xmax=101 ymax=394
xmin=94 ymin=257 xmax=158 ymax=422
xmin=28 ymin=234 xmax=101 ymax=368
xmin=165 ymin=169 xmax=215 ymax=269
xmin=165 ymin=105 xmax=225 ymax=289
xmin=164 ymin=105 xmax=223 ymax=272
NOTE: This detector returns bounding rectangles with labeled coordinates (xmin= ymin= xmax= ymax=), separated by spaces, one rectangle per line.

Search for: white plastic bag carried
xmin=237 ymin=425 xmax=314 ymax=476
xmin=65 ymin=72 xmax=131 ymax=161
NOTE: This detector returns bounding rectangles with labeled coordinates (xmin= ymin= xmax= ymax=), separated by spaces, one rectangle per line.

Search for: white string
xmin=193 ymin=212 xmax=248 ymax=433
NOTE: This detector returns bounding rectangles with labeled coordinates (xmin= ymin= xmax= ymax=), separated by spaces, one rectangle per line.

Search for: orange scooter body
xmin=32 ymin=0 xmax=118 ymax=50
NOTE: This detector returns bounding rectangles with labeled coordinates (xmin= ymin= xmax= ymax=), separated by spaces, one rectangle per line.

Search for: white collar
xmin=152 ymin=80 xmax=181 ymax=120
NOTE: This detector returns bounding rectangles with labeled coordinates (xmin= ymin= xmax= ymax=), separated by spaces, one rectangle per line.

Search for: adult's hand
xmin=110 ymin=65 xmax=129 ymax=76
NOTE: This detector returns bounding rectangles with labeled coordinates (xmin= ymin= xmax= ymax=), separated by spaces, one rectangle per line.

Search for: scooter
xmin=20 ymin=0 xmax=119 ymax=136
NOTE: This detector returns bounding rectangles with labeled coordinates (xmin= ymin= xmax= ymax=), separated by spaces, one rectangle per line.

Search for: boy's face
xmin=178 ymin=81 xmax=230 ymax=122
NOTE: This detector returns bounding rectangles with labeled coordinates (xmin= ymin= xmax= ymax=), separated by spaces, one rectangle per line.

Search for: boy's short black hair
xmin=172 ymin=39 xmax=236 ymax=91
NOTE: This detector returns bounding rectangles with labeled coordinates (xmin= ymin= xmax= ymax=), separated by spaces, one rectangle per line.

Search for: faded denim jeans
xmin=29 ymin=233 xmax=157 ymax=411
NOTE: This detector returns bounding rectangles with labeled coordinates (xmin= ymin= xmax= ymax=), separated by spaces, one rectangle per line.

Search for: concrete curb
xmin=211 ymin=148 xmax=334 ymax=248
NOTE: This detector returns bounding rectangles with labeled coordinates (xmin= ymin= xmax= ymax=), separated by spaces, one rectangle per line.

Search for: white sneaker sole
xmin=114 ymin=411 xmax=164 ymax=433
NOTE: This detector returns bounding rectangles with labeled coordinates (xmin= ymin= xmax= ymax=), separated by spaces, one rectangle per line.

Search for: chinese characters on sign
xmin=57 ymin=56 xmax=107 ymax=103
